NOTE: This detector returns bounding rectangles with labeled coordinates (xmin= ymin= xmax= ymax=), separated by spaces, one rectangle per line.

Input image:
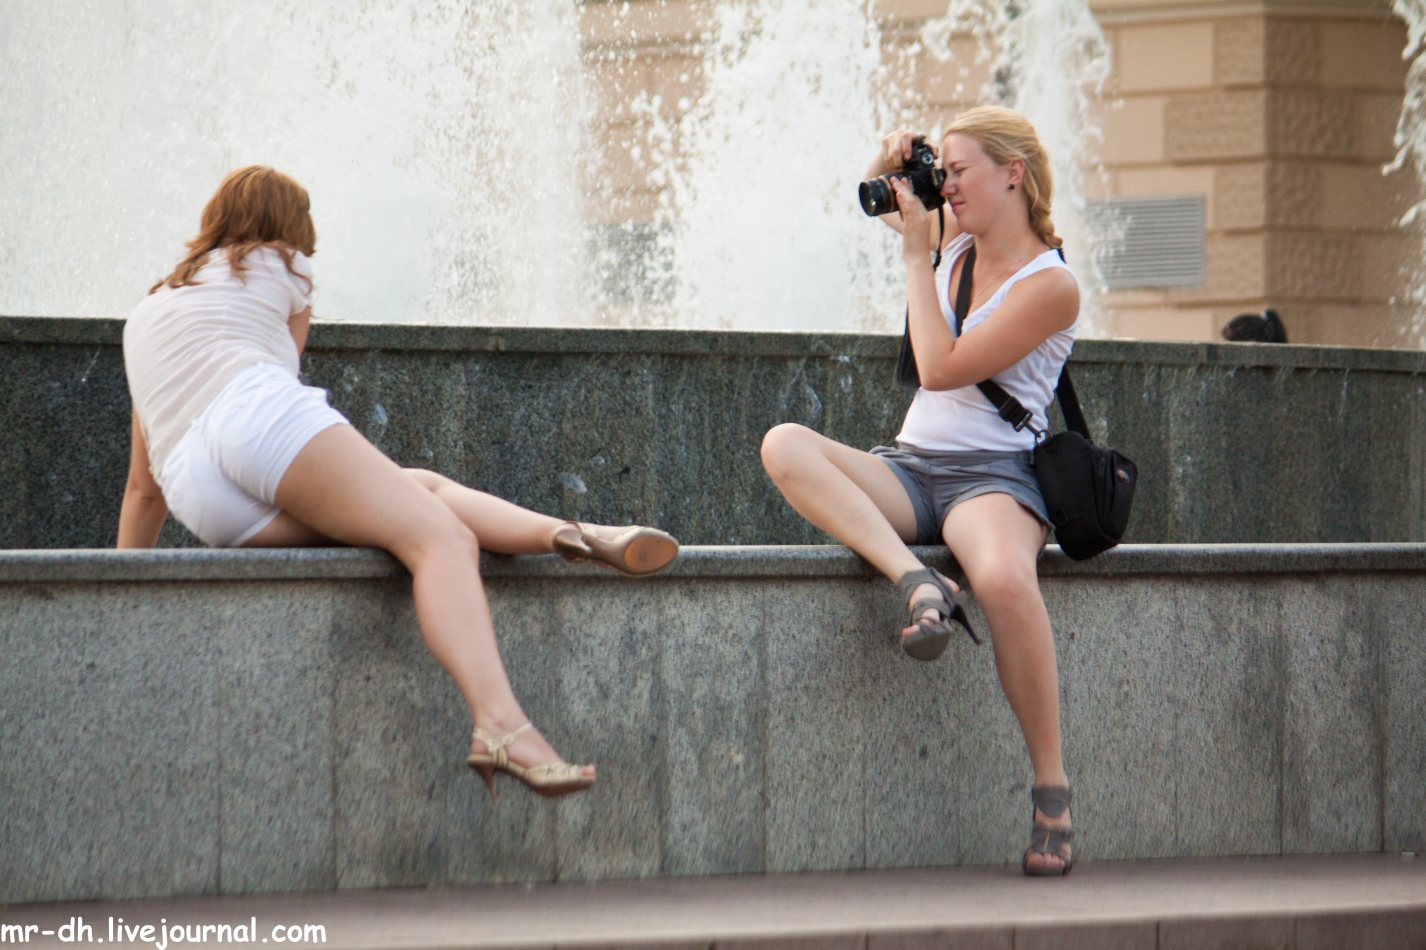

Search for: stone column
xmin=1091 ymin=0 xmax=1413 ymax=345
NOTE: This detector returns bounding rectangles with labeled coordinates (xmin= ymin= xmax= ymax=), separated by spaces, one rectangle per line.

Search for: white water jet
xmin=0 ymin=0 xmax=590 ymax=325
xmin=651 ymin=0 xmax=896 ymax=332
xmin=1388 ymin=0 xmax=1426 ymax=347
xmin=1 ymin=0 xmax=1111 ymax=334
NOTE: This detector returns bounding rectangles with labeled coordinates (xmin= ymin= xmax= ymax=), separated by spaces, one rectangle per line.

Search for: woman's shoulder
xmin=245 ymin=244 xmax=313 ymax=285
xmin=247 ymin=242 xmax=311 ymax=267
xmin=1004 ymin=257 xmax=1079 ymax=331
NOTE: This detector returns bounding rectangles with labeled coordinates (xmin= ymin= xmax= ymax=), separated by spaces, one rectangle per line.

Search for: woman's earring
xmin=1008 ymin=183 xmax=1016 ymax=191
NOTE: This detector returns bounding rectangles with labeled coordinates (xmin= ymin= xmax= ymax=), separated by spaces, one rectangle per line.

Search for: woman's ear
xmin=1007 ymin=158 xmax=1026 ymax=189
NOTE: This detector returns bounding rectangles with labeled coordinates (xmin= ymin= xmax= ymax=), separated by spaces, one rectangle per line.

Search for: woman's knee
xmin=406 ymin=513 xmax=480 ymax=568
xmin=966 ymin=559 xmax=1041 ymax=613
xmin=760 ymin=423 xmax=815 ymax=480
xmin=403 ymin=468 xmax=449 ymax=492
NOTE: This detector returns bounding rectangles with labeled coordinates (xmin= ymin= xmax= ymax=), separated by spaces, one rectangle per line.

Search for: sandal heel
xmin=469 ymin=762 xmax=498 ymax=801
xmin=550 ymin=522 xmax=679 ymax=576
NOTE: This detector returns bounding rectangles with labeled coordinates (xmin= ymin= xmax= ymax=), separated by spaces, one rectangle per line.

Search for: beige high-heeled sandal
xmin=549 ymin=521 xmax=679 ymax=576
xmin=466 ymin=724 xmax=595 ymax=800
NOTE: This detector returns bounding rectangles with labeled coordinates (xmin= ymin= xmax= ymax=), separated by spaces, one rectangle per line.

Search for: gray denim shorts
xmin=870 ymin=443 xmax=1051 ymax=545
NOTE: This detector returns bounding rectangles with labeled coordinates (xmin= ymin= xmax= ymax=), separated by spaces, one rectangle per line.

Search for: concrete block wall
xmin=3 ymin=544 xmax=1424 ymax=903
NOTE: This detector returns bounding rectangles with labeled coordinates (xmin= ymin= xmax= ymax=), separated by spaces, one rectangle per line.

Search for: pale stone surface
xmin=1212 ymin=162 xmax=1268 ymax=230
xmin=1166 ymin=90 xmax=1267 ymax=162
xmin=1268 ymin=89 xmax=1357 ymax=160
xmin=1319 ymin=17 xmax=1408 ymax=90
xmin=1099 ymin=307 xmax=1218 ymax=342
xmin=1103 ymin=96 xmax=1168 ymax=165
xmin=1267 ymin=231 xmax=1362 ymax=300
xmin=1187 ymin=232 xmax=1265 ymax=302
xmin=1117 ymin=21 xmax=1214 ymax=93
xmin=1353 ymin=91 xmax=1407 ymax=162
xmin=1214 ymin=15 xmax=1266 ymax=87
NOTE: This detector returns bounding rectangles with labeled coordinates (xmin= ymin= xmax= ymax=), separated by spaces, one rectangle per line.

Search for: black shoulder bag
xmin=898 ymin=241 xmax=1138 ymax=559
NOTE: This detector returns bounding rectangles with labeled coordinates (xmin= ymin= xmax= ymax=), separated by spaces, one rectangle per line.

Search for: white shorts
xmin=156 ymin=362 xmax=348 ymax=547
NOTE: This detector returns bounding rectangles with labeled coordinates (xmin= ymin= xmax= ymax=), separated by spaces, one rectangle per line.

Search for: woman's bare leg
xmin=942 ymin=492 xmax=1068 ymax=870
xmin=247 ymin=424 xmax=590 ymax=778
xmin=401 ymin=469 xmax=568 ymax=555
xmin=761 ymin=423 xmax=952 ymax=632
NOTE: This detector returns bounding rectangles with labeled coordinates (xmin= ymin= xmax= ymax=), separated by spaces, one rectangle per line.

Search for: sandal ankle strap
xmin=1030 ymin=785 xmax=1072 ymax=819
xmin=471 ymin=723 xmax=533 ymax=766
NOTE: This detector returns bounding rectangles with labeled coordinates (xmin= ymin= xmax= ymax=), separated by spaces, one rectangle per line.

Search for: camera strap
xmin=951 ymin=244 xmax=1091 ymax=442
xmin=894 ymin=206 xmax=945 ymax=388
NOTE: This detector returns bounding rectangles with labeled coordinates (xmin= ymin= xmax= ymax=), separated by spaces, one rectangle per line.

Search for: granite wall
xmin=3 ymin=315 xmax=1424 ymax=548
xmin=3 ymin=544 xmax=1424 ymax=901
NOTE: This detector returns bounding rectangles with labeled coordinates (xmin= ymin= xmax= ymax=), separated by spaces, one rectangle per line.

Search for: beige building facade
xmin=578 ymin=0 xmax=1417 ymax=346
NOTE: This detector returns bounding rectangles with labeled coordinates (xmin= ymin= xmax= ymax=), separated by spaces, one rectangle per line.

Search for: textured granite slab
xmin=3 ymin=543 xmax=1424 ymax=901
xmin=4 ymin=316 xmax=1425 ymax=550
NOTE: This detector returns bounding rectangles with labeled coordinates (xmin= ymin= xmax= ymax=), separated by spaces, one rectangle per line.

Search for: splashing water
xmin=623 ymin=0 xmax=1113 ymax=333
xmin=1387 ymin=0 xmax=1426 ymax=347
xmin=0 ymin=0 xmax=590 ymax=324
xmin=0 ymin=0 xmax=1110 ymax=333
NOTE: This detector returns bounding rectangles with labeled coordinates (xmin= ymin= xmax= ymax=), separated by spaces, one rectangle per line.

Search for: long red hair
xmin=151 ymin=165 xmax=317 ymax=293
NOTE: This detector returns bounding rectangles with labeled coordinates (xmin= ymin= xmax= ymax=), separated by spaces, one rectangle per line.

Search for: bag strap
xmin=950 ymin=245 xmax=1091 ymax=442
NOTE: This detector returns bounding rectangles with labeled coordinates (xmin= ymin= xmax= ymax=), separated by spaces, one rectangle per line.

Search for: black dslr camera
xmin=858 ymin=136 xmax=946 ymax=216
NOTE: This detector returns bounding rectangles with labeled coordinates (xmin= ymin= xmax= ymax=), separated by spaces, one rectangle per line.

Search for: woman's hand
xmin=876 ymin=129 xmax=936 ymax=176
xmin=893 ymin=177 xmax=933 ymax=259
xmin=117 ymin=409 xmax=168 ymax=548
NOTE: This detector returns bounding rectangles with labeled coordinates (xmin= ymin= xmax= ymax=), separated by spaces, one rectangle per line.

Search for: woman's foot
xmin=899 ymin=577 xmax=963 ymax=642
xmin=895 ymin=567 xmax=979 ymax=660
xmin=549 ymin=521 xmax=679 ymax=576
xmin=467 ymin=717 xmax=595 ymax=800
xmin=1022 ymin=785 xmax=1074 ymax=875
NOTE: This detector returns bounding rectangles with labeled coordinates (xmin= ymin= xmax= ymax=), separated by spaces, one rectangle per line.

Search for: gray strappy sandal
xmin=895 ymin=567 xmax=980 ymax=661
xmin=1022 ymin=785 xmax=1075 ymax=876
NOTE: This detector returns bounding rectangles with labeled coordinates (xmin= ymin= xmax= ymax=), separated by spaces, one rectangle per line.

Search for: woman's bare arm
xmin=289 ymin=305 xmax=312 ymax=357
xmin=117 ymin=409 xmax=168 ymax=548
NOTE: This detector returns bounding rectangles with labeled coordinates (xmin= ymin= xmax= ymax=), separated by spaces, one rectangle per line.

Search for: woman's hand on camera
xmin=881 ymin=130 xmax=934 ymax=170
xmin=868 ymin=129 xmax=933 ymax=179
xmin=893 ymin=177 xmax=933 ymax=259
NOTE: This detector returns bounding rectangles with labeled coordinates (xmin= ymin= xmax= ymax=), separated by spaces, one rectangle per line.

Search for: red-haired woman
xmin=761 ymin=107 xmax=1078 ymax=874
xmin=119 ymin=165 xmax=678 ymax=800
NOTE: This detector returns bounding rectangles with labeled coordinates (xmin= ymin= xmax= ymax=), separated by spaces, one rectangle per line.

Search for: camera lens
xmin=858 ymin=178 xmax=896 ymax=217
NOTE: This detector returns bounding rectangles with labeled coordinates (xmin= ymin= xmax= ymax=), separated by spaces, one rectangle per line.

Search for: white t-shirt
xmin=896 ymin=233 xmax=1077 ymax=453
xmin=124 ymin=245 xmax=313 ymax=473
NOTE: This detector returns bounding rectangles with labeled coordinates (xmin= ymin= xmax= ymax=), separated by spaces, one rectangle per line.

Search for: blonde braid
xmin=1022 ymin=168 xmax=1062 ymax=250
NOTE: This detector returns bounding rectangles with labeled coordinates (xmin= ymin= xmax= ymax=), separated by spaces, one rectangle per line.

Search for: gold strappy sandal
xmin=549 ymin=521 xmax=679 ymax=576
xmin=466 ymin=724 xmax=595 ymax=800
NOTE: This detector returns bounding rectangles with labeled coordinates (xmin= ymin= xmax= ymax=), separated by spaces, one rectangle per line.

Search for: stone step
xmin=3 ymin=544 xmax=1425 ymax=904
xmin=5 ymin=854 xmax=1425 ymax=949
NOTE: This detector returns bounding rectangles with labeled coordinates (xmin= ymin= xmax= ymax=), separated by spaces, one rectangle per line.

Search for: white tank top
xmin=123 ymin=245 xmax=313 ymax=473
xmin=896 ymin=233 xmax=1078 ymax=453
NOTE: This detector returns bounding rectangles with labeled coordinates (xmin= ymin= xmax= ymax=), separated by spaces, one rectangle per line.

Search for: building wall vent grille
xmin=1088 ymin=195 xmax=1206 ymax=290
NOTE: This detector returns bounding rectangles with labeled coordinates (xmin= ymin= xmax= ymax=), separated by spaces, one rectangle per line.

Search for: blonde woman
xmin=761 ymin=107 xmax=1078 ymax=875
xmin=119 ymin=166 xmax=679 ymax=800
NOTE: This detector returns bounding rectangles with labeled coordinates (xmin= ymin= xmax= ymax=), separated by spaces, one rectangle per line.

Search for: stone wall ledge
xmin=8 ymin=315 xmax=1426 ymax=373
xmin=5 ymin=540 xmax=1424 ymax=902
xmin=6 ymin=541 xmax=1426 ymax=583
